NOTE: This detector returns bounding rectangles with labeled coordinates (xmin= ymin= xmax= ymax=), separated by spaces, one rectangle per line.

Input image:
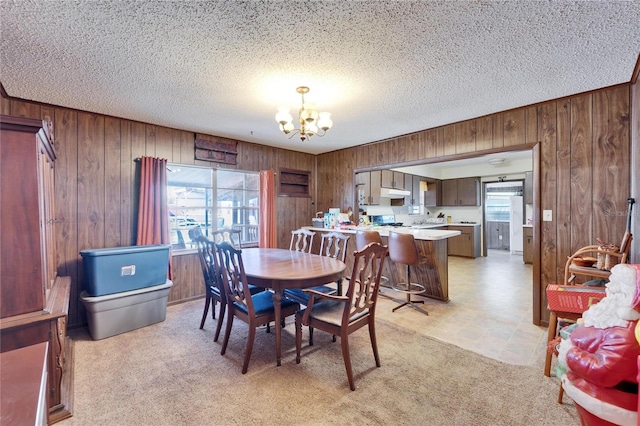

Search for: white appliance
xmin=509 ymin=196 xmax=523 ymax=254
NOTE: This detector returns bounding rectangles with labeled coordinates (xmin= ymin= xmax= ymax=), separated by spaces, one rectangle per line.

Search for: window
xmin=167 ymin=165 xmax=259 ymax=250
xmin=485 ymin=182 xmax=523 ymax=221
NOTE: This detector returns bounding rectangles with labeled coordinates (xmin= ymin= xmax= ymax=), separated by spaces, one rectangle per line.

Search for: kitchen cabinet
xmin=486 ymin=221 xmax=510 ymax=250
xmin=423 ymin=179 xmax=441 ymax=207
xmin=0 ymin=115 xmax=73 ymax=424
xmin=447 ymin=225 xmax=481 ymax=258
xmin=523 ymin=226 xmax=533 ymax=264
xmin=524 ymin=171 xmax=533 ymax=204
xmin=381 ymin=170 xmax=404 ymax=189
xmin=441 ymin=177 xmax=480 ymax=206
xmin=356 ymin=170 xmax=381 ymax=206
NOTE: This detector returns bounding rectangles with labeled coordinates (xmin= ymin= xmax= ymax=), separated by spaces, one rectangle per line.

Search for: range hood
xmin=380 ymin=187 xmax=410 ymax=198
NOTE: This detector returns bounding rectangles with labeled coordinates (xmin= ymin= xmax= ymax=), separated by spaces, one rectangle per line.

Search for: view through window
xmin=167 ymin=165 xmax=259 ymax=250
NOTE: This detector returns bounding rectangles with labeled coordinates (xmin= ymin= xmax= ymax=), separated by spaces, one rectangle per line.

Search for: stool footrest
xmin=392 ymin=282 xmax=425 ymax=294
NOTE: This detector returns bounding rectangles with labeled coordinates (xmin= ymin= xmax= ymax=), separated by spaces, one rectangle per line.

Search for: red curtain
xmin=136 ymin=156 xmax=172 ymax=278
xmin=259 ymin=170 xmax=277 ymax=248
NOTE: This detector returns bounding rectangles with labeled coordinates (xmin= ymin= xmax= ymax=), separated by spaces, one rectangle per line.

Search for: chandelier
xmin=275 ymin=86 xmax=333 ymax=141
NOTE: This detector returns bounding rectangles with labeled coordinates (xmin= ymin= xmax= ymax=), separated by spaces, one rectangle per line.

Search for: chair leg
xmin=220 ymin=309 xmax=234 ymax=356
xmin=242 ymin=326 xmax=257 ymax=374
xmin=200 ymin=293 xmax=211 ymax=329
xmin=309 ymin=326 xmax=314 ymax=346
xmin=295 ymin=314 xmax=302 ymax=364
xmin=368 ymin=321 xmax=381 ymax=367
xmin=391 ymin=265 xmax=428 ymax=315
xmin=557 ymin=382 xmax=564 ymax=404
xmin=340 ymin=334 xmax=356 ymax=391
xmin=544 ymin=312 xmax=558 ymax=377
xmin=214 ymin=300 xmax=225 ymax=342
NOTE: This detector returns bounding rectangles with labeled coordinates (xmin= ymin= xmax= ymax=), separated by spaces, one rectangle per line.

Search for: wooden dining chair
xmin=295 ymin=241 xmax=388 ymax=390
xmin=284 ymin=231 xmax=349 ymax=344
xmin=211 ymin=228 xmax=243 ymax=248
xmin=216 ymin=241 xmax=300 ymax=374
xmin=355 ymin=230 xmax=390 ymax=289
xmin=194 ymin=236 xmax=225 ymax=339
xmin=289 ymin=228 xmax=315 ymax=253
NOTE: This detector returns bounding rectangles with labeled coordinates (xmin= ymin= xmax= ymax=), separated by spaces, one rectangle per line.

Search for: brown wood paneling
xmin=592 ymin=86 xmax=630 ymax=247
xmin=179 ymin=130 xmax=195 ymax=165
xmin=104 ymin=117 xmax=122 ymax=248
xmin=538 ymin=102 xmax=558 ymax=291
xmin=10 ymin=99 xmax=40 ymax=119
xmin=443 ymin=125 xmax=455 ymax=156
xmin=1 ymin=95 xmax=10 ymax=115
xmin=119 ymin=120 xmax=133 ymax=247
xmin=53 ymin=108 xmax=80 ymax=325
xmin=569 ymin=94 xmax=593 ymax=255
xmin=503 ymin=109 xmax=525 ymax=147
xmin=555 ymin=99 xmax=572 ymax=281
xmin=525 ymin=106 xmax=538 ymax=144
xmin=475 ymin=116 xmax=493 ymax=151
xmin=405 ymin=133 xmax=420 ymax=162
xmin=155 ymin=126 xmax=173 ymax=161
xmin=492 ymin=114 xmax=504 ymax=148
xmin=455 ymin=120 xmax=476 ymax=154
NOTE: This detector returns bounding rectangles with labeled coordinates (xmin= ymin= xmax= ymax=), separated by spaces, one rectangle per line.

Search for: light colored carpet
xmin=62 ymin=300 xmax=578 ymax=425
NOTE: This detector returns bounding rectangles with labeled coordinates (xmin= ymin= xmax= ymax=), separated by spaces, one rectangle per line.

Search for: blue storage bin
xmin=80 ymin=244 xmax=171 ymax=296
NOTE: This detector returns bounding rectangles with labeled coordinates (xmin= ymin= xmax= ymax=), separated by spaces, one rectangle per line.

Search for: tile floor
xmin=375 ymin=249 xmax=549 ymax=366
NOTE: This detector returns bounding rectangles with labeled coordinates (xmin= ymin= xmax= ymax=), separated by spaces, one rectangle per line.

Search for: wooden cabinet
xmin=0 ymin=115 xmax=72 ymax=424
xmin=278 ymin=168 xmax=310 ymax=197
xmin=441 ymin=177 xmax=480 ymax=206
xmin=356 ymin=170 xmax=381 ymax=206
xmin=447 ymin=225 xmax=481 ymax=258
xmin=524 ymin=171 xmax=533 ymax=204
xmin=381 ymin=170 xmax=404 ymax=189
xmin=523 ymin=226 xmax=533 ymax=264
xmin=423 ymin=179 xmax=441 ymax=207
xmin=486 ymin=221 xmax=511 ymax=250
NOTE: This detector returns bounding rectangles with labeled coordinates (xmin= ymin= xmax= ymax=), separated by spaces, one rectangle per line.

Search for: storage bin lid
xmin=80 ymin=244 xmax=171 ymax=257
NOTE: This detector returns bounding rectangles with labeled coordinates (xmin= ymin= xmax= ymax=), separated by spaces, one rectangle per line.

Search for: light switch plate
xmin=543 ymin=210 xmax=552 ymax=221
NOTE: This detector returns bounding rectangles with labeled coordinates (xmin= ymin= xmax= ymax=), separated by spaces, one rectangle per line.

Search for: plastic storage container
xmin=80 ymin=280 xmax=173 ymax=340
xmin=80 ymin=244 xmax=170 ymax=296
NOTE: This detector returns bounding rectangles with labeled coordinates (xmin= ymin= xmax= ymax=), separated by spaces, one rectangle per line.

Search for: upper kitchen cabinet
xmin=423 ymin=179 xmax=442 ymax=207
xmin=441 ymin=177 xmax=480 ymax=206
xmin=524 ymin=171 xmax=533 ymax=204
xmin=381 ymin=170 xmax=404 ymax=189
xmin=356 ymin=170 xmax=381 ymax=206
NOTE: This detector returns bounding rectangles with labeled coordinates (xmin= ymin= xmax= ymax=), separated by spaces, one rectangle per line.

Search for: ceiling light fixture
xmin=275 ymin=86 xmax=333 ymax=142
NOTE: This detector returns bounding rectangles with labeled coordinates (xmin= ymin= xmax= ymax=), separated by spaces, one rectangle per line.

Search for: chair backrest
xmin=387 ymin=231 xmax=419 ymax=265
xmin=355 ymin=230 xmax=382 ymax=250
xmin=290 ymin=228 xmax=315 ymax=253
xmin=173 ymin=230 xmax=187 ymax=250
xmin=619 ymin=230 xmax=632 ymax=262
xmin=211 ymin=228 xmax=243 ymax=248
xmin=320 ymin=231 xmax=349 ymax=262
xmin=342 ymin=242 xmax=388 ymax=321
xmin=194 ymin=236 xmax=220 ymax=292
xmin=215 ymin=241 xmax=254 ymax=314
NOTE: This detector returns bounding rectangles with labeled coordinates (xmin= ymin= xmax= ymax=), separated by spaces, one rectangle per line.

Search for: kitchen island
xmin=303 ymin=226 xmax=461 ymax=302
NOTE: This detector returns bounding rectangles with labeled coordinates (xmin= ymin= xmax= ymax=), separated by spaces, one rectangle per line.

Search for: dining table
xmin=241 ymin=247 xmax=347 ymax=366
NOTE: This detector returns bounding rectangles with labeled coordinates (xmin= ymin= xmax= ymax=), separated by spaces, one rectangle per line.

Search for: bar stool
xmin=387 ymin=231 xmax=428 ymax=315
xmin=355 ymin=230 xmax=390 ymax=289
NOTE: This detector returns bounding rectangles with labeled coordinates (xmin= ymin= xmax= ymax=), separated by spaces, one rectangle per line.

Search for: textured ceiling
xmin=1 ymin=1 xmax=639 ymax=155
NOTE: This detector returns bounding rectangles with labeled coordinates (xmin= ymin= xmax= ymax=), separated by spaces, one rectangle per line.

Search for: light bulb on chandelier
xmin=275 ymin=86 xmax=333 ymax=141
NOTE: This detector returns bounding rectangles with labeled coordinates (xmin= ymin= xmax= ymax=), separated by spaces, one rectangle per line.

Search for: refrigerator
xmin=509 ymin=196 xmax=523 ymax=255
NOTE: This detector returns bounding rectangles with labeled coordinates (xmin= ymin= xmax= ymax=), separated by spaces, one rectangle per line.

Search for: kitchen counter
xmin=304 ymin=226 xmax=459 ymax=302
xmin=305 ymin=225 xmax=461 ymax=240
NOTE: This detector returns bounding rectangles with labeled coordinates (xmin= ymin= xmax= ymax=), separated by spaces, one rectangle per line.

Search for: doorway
xmin=483 ymin=180 xmax=524 ymax=258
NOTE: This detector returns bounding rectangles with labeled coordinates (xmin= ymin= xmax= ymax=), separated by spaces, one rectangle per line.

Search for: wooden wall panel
xmin=569 ymin=94 xmax=593 ymax=253
xmin=492 ymin=114 xmax=504 ymax=148
xmin=537 ymin=102 xmax=558 ymax=300
xmin=455 ymin=120 xmax=476 ymax=154
xmin=405 ymin=133 xmax=420 ymax=161
xmin=104 ymin=117 xmax=122 ymax=248
xmin=1 ymin=95 xmax=10 ymax=114
xmin=119 ymin=120 xmax=134 ymax=247
xmin=555 ymin=99 xmax=572 ymax=280
xmin=525 ymin=106 xmax=538 ymax=144
xmin=592 ymin=87 xmax=630 ymax=247
xmin=443 ymin=126 xmax=456 ymax=156
xmin=631 ymin=79 xmax=640 ymax=264
xmin=53 ymin=108 xmax=80 ymax=325
xmin=503 ymin=109 xmax=525 ymax=147
xmin=9 ymin=99 xmax=40 ymax=118
xmin=475 ymin=116 xmax=493 ymax=151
